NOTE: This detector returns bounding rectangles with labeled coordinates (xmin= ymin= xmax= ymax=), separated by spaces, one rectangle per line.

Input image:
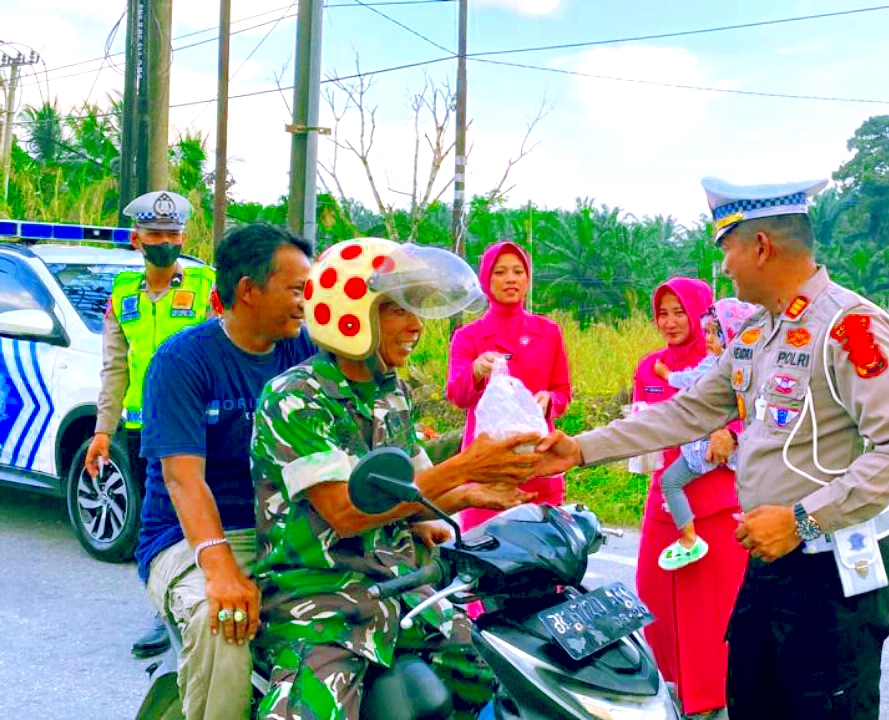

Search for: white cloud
xmin=569 ymin=45 xmax=728 ymax=155
xmin=475 ymin=0 xmax=562 ymax=16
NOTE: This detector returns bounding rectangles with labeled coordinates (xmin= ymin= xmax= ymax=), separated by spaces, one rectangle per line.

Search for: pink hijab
xmin=652 ymin=277 xmax=714 ymax=371
xmin=478 ymin=241 xmax=532 ymax=345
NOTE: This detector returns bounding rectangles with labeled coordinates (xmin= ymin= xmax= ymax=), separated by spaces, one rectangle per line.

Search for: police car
xmin=0 ymin=220 xmax=205 ymax=562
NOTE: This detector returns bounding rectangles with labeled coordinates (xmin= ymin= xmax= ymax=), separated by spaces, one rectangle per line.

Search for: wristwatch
xmin=793 ymin=502 xmax=822 ymax=541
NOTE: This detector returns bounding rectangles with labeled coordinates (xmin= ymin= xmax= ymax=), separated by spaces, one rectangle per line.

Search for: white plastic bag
xmin=474 ymin=357 xmax=548 ymax=453
xmin=622 ymin=402 xmax=664 ymax=474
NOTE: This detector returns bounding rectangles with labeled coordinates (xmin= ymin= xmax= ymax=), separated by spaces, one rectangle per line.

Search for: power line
xmin=349 ymin=0 xmax=453 ymax=54
xmin=13 ymin=38 xmax=889 ymax=130
xmin=166 ymin=55 xmax=455 ymax=108
xmin=18 ymin=0 xmax=456 ymax=84
xmin=468 ymin=4 xmax=889 ymax=59
xmin=176 ymin=1 xmax=300 ymax=139
xmin=471 ymin=56 xmax=889 ymax=105
xmin=18 ymin=2 xmax=887 ymax=94
xmin=13 ymin=0 xmax=889 ymax=127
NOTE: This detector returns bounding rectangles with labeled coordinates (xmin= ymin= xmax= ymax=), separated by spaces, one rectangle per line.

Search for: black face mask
xmin=143 ymin=243 xmax=182 ymax=268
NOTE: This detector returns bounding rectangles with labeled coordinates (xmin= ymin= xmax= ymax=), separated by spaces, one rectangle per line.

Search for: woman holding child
xmin=633 ymin=277 xmax=749 ymax=719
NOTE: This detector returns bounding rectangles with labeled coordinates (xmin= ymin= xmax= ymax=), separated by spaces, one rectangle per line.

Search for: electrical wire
xmin=12 ymin=2 xmax=889 ymax=124
xmin=175 ymin=1 xmax=299 ymax=139
xmin=349 ymin=0 xmax=453 ymax=54
xmin=17 ymin=0 xmax=456 ymax=86
xmin=84 ymin=8 xmax=127 ymax=105
xmin=470 ymin=56 xmax=889 ymax=105
xmin=468 ymin=3 xmax=889 ymax=59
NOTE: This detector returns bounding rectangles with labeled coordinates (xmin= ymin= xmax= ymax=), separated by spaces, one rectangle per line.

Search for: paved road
xmin=1 ymin=487 xmax=888 ymax=718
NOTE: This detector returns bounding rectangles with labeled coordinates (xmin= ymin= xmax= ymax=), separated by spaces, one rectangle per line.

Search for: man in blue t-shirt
xmin=136 ymin=223 xmax=315 ymax=720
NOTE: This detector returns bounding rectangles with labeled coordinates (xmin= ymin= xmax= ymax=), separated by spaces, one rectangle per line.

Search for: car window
xmin=45 ymin=263 xmax=136 ymax=333
xmin=0 ymin=262 xmax=45 ymax=314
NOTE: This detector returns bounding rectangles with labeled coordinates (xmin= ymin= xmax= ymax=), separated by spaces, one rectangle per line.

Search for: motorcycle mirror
xmin=348 ymin=447 xmax=465 ymax=548
xmin=348 ymin=447 xmax=421 ymax=514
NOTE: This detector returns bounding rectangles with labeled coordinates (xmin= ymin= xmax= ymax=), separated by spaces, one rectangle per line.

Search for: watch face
xmin=797 ymin=518 xmax=822 ymax=542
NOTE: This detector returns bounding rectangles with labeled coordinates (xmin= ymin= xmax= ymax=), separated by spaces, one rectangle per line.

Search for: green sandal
xmin=658 ymin=537 xmax=709 ymax=571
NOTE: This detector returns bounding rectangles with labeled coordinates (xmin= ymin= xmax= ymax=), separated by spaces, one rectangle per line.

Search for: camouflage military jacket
xmin=251 ymin=352 xmax=452 ymax=667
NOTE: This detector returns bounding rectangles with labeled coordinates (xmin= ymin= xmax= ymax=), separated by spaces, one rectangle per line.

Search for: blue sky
xmin=6 ymin=0 xmax=889 ymax=226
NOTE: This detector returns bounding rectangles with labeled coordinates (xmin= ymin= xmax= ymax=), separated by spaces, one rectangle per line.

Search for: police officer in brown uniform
xmin=537 ymin=177 xmax=889 ymax=720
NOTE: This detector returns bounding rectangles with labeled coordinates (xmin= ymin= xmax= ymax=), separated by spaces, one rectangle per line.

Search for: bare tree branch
xmin=483 ymin=95 xmax=552 ymax=205
xmin=273 ymin=58 xmax=293 ymax=115
xmin=325 ymin=55 xmax=396 ymax=239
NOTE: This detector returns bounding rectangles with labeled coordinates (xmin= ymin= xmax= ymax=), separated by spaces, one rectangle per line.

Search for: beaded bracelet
xmin=194 ymin=537 xmax=230 ymax=571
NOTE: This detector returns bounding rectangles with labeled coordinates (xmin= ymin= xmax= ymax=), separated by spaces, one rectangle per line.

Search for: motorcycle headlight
xmin=567 ymin=677 xmax=680 ymax=720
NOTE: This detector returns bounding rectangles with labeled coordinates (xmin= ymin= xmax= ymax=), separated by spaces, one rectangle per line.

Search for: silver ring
xmin=217 ymin=609 xmax=232 ymax=623
xmin=233 ymin=609 xmax=247 ymax=624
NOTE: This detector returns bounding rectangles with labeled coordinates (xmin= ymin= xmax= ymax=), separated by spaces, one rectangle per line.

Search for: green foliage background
xmin=5 ymin=99 xmax=889 ymax=524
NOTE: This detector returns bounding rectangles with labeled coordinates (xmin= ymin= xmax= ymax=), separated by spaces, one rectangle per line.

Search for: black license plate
xmin=538 ymin=582 xmax=654 ymax=661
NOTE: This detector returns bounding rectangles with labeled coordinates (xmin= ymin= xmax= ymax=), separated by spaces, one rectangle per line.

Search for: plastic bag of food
xmin=474 ymin=357 xmax=548 ymax=453
xmin=622 ymin=402 xmax=665 ymax=474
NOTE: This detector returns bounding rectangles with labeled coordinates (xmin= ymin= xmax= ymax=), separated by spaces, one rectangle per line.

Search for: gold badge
xmin=786 ymin=328 xmax=812 ymax=348
xmin=739 ymin=328 xmax=760 ymax=345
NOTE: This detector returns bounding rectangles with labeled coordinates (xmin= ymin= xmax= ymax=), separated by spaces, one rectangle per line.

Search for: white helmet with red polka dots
xmin=304 ymin=238 xmax=484 ymax=361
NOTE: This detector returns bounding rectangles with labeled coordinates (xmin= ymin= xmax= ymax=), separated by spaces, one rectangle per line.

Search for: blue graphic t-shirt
xmin=135 ymin=319 xmax=315 ymax=581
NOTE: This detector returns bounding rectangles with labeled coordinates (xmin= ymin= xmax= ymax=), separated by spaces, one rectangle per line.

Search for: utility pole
xmin=146 ymin=0 xmax=172 ymax=191
xmin=451 ymin=0 xmax=468 ymax=258
xmin=286 ymin=0 xmax=325 ymax=246
xmin=122 ymin=0 xmax=152 ymax=209
xmin=213 ymin=0 xmax=232 ymax=248
xmin=119 ymin=0 xmax=141 ymax=223
xmin=0 ymin=47 xmax=40 ymax=201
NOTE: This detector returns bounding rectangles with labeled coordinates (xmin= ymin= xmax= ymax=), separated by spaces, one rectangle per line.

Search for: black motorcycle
xmin=137 ymin=447 xmax=679 ymax=720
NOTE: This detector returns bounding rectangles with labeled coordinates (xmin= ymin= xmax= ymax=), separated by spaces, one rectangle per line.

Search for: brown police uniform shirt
xmin=576 ymin=266 xmax=889 ymax=533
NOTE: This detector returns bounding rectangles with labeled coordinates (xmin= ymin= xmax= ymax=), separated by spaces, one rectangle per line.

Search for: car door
xmin=0 ymin=255 xmax=64 ymax=480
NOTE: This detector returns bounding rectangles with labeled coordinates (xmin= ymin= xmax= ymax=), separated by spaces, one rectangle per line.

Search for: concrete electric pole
xmin=451 ymin=0 xmax=468 ymax=258
xmin=286 ymin=0 xmax=325 ymax=247
xmin=213 ymin=0 xmax=232 ymax=248
xmin=0 ymin=46 xmax=40 ymax=201
xmin=119 ymin=0 xmax=141 ymax=223
xmin=120 ymin=0 xmax=171 ymax=222
xmin=147 ymin=0 xmax=172 ymax=191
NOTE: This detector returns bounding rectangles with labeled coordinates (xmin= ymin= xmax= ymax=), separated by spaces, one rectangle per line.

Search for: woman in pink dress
xmin=447 ymin=240 xmax=572 ymax=532
xmin=634 ymin=277 xmax=747 ymax=719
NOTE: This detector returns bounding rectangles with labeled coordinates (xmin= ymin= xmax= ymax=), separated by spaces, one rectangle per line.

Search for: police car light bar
xmin=0 ymin=220 xmax=131 ymax=245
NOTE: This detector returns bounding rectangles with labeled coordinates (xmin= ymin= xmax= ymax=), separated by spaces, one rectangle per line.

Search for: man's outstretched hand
xmin=460 ymin=432 xmax=542 ymax=484
xmin=535 ymin=431 xmax=581 ymax=477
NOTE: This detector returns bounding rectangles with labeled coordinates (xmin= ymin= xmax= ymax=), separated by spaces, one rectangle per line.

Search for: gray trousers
xmin=660 ymin=455 xmax=698 ymax=530
xmin=146 ymin=530 xmax=256 ymax=720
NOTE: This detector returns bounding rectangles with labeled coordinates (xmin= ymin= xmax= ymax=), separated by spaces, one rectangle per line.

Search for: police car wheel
xmin=66 ymin=436 xmax=142 ymax=563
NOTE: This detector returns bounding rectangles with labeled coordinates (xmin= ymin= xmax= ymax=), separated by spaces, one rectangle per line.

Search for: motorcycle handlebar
xmin=369 ymin=559 xmax=446 ymax=600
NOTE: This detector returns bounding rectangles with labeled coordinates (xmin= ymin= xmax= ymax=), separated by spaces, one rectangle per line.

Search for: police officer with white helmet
xmin=85 ymin=190 xmax=216 ymax=658
xmin=536 ymin=177 xmax=889 ymax=720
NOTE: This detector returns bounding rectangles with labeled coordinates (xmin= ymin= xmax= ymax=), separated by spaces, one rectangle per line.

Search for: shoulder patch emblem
xmin=785 ymin=328 xmax=812 ymax=348
xmin=784 ymin=296 xmax=810 ymax=320
xmin=769 ymin=405 xmax=801 ymax=428
xmin=830 ymin=313 xmax=888 ymax=379
xmin=172 ymin=290 xmax=195 ymax=310
xmin=739 ymin=327 xmax=760 ymax=345
xmin=772 ymin=374 xmax=799 ymax=395
xmin=120 ymin=294 xmax=140 ymax=322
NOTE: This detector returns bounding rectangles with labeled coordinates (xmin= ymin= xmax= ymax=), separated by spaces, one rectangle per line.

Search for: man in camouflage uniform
xmin=251 ymin=238 xmax=544 ymax=720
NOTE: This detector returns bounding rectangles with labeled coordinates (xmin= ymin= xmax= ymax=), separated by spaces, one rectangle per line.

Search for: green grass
xmin=409 ymin=312 xmax=663 ymax=527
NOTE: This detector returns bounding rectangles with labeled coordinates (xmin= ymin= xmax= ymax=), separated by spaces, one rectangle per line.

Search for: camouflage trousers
xmin=257 ymin=614 xmax=494 ymax=720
